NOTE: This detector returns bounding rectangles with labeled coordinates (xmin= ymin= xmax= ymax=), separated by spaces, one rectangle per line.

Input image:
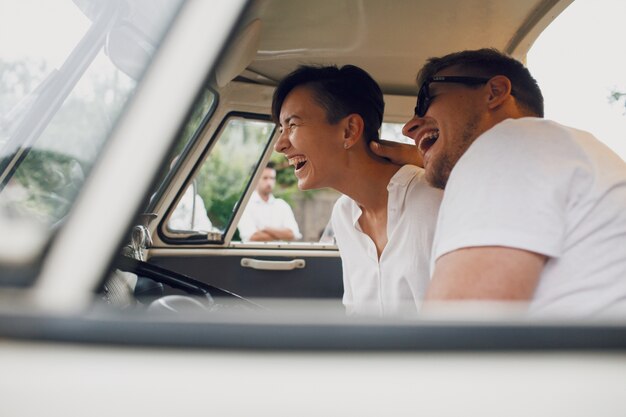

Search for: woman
xmin=273 ymin=65 xmax=442 ymax=316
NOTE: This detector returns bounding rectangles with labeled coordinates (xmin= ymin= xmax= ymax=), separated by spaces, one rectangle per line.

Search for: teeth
xmin=424 ymin=130 xmax=439 ymax=140
xmin=288 ymin=156 xmax=307 ymax=167
xmin=418 ymin=130 xmax=439 ymax=152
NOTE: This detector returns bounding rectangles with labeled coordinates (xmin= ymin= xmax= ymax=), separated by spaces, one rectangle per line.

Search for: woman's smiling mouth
xmin=288 ymin=155 xmax=308 ymax=171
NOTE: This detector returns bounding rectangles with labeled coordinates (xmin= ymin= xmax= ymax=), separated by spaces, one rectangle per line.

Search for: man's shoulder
xmin=455 ymin=118 xmax=577 ymax=173
xmin=477 ymin=117 xmax=585 ymax=150
xmin=469 ymin=118 xmax=619 ymax=178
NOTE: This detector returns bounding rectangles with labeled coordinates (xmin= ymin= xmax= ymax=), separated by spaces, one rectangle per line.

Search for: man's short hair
xmin=265 ymin=161 xmax=276 ymax=171
xmin=272 ymin=65 xmax=385 ymax=143
xmin=417 ymin=48 xmax=544 ymax=117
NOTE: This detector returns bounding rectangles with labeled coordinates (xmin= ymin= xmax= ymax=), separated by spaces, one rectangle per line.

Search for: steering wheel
xmin=114 ymin=255 xmax=260 ymax=312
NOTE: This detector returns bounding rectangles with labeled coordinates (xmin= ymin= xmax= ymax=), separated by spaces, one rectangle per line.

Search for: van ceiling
xmin=240 ymin=0 xmax=574 ymax=95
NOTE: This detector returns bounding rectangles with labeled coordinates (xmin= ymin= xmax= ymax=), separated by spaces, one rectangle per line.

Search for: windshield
xmin=0 ymin=0 xmax=183 ymax=273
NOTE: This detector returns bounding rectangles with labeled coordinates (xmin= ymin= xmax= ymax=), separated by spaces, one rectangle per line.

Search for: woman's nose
xmin=274 ymin=128 xmax=289 ymax=153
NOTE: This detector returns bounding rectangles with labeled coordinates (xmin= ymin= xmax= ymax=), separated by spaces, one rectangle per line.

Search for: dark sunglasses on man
xmin=414 ymin=76 xmax=491 ymax=117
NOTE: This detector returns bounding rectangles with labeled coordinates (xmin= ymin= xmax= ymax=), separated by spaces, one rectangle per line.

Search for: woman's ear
xmin=343 ymin=114 xmax=364 ymax=149
xmin=486 ymin=75 xmax=513 ymax=110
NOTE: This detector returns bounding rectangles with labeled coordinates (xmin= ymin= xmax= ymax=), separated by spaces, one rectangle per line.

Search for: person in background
xmin=273 ymin=65 xmax=442 ymax=316
xmin=237 ymin=162 xmax=302 ymax=242
xmin=168 ymin=181 xmax=213 ymax=232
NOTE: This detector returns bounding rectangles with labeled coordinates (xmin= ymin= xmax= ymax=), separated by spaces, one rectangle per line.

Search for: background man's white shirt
xmin=237 ymin=190 xmax=302 ymax=241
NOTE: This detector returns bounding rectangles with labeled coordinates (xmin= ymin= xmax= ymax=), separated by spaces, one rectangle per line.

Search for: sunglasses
xmin=414 ymin=76 xmax=491 ymax=117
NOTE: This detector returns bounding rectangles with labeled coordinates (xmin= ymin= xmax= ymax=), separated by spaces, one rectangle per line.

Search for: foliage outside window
xmin=168 ymin=117 xmax=274 ymax=237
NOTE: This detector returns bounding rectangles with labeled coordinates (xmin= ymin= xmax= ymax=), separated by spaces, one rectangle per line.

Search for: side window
xmin=381 ymin=122 xmax=412 ymax=144
xmin=164 ymin=118 xmax=411 ymax=245
xmin=0 ymin=20 xmax=135 ymax=228
xmin=0 ymin=2 xmax=182 ymax=232
xmin=527 ymin=0 xmax=626 ymax=161
xmin=166 ymin=115 xmax=275 ymax=239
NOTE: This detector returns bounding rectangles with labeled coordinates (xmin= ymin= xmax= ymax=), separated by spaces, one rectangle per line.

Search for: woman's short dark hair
xmin=417 ymin=48 xmax=544 ymax=117
xmin=271 ymin=65 xmax=385 ymax=143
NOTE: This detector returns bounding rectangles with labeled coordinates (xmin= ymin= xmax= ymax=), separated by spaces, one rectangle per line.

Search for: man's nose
xmin=402 ymin=115 xmax=423 ymax=142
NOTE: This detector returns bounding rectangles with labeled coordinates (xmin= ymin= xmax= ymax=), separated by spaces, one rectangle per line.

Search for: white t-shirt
xmin=332 ymin=165 xmax=443 ymax=316
xmin=432 ymin=117 xmax=626 ymax=316
xmin=237 ymin=190 xmax=302 ymax=241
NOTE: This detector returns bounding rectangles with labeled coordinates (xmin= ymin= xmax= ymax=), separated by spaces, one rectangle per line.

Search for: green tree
xmin=195 ymin=118 xmax=271 ymax=230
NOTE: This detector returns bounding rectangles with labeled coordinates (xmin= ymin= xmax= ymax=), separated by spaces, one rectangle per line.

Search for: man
xmin=237 ymin=162 xmax=302 ymax=242
xmin=372 ymin=48 xmax=626 ymax=315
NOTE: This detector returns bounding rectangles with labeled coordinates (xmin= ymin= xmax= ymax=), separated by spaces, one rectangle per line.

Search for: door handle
xmin=240 ymin=258 xmax=306 ymax=271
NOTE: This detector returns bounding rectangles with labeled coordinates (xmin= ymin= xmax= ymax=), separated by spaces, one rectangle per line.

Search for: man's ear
xmin=486 ymin=75 xmax=513 ymax=110
xmin=343 ymin=114 xmax=364 ymax=149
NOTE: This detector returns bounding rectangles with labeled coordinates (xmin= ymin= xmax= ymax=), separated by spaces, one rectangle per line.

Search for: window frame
xmin=146 ymin=87 xmax=219 ymax=214
xmin=158 ymin=111 xmax=276 ymax=245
